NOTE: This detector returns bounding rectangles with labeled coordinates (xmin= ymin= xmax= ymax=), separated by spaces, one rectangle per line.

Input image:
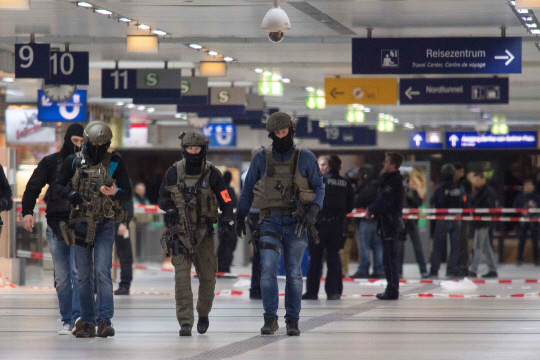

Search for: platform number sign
xmin=45 ymin=51 xmax=89 ymax=85
xmin=15 ymin=43 xmax=51 ymax=79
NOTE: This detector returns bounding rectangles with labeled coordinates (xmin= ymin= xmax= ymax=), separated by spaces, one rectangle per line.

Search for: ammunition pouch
xmin=298 ymin=188 xmax=316 ymax=204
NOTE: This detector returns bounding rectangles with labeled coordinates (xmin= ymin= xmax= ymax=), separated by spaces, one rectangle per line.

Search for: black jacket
xmin=471 ymin=184 xmax=496 ymax=228
xmin=320 ymin=170 xmax=354 ymax=219
xmin=158 ymin=162 xmax=234 ymax=223
xmin=368 ymin=171 xmax=404 ymax=217
xmin=354 ymin=178 xmax=379 ymax=210
xmin=22 ymin=150 xmax=71 ymax=221
xmin=53 ymin=151 xmax=132 ymax=203
xmin=0 ymin=165 xmax=12 ymax=225
xmin=430 ymin=180 xmax=465 ymax=209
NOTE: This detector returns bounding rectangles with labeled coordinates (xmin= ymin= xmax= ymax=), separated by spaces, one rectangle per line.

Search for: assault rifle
xmin=275 ymin=183 xmax=320 ymax=245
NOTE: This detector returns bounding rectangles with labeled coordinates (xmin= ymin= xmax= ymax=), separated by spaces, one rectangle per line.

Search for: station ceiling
xmin=0 ymin=0 xmax=539 ymax=129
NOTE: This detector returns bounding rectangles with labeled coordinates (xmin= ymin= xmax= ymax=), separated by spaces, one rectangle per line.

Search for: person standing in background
xmin=217 ymin=171 xmax=239 ymax=273
xmin=114 ymin=195 xmax=135 ymax=295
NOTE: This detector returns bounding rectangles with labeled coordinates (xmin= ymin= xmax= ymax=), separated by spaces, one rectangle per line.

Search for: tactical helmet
xmin=179 ymin=131 xmax=210 ymax=148
xmin=266 ymin=112 xmax=293 ymax=132
xmin=84 ymin=121 xmax=113 ymax=144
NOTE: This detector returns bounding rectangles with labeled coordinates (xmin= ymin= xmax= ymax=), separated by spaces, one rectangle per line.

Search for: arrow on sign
xmin=413 ymin=134 xmax=423 ymax=146
xmin=449 ymin=134 xmax=460 ymax=147
xmin=405 ymin=87 xmax=420 ymax=100
xmin=41 ymin=96 xmax=52 ymax=107
xmin=330 ymin=87 xmax=344 ymax=99
xmin=494 ymin=49 xmax=515 ymax=66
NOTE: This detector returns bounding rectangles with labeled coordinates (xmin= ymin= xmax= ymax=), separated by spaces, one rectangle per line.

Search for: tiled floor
xmin=1 ymin=263 xmax=540 ymax=359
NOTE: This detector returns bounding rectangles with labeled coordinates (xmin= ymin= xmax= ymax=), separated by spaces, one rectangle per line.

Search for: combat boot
xmin=96 ymin=320 xmax=115 ymax=338
xmin=179 ymin=324 xmax=192 ymax=336
xmin=286 ymin=320 xmax=300 ymax=336
xmin=260 ymin=314 xmax=279 ymax=335
xmin=197 ymin=317 xmax=209 ymax=334
xmin=76 ymin=323 xmax=96 ymax=338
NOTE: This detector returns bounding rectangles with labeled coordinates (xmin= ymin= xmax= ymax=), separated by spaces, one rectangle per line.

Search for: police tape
xmin=347 ymin=212 xmax=540 ymax=222
xmin=351 ymin=208 xmax=540 ymax=214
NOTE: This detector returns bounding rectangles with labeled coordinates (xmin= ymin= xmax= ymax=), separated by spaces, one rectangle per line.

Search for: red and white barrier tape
xmin=351 ymin=208 xmax=540 ymax=214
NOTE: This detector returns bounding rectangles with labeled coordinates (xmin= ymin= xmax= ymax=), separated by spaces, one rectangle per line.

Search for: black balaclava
xmin=61 ymin=123 xmax=84 ymax=156
xmin=84 ymin=141 xmax=111 ymax=165
xmin=183 ymin=146 xmax=207 ymax=174
xmin=270 ymin=127 xmax=294 ymax=154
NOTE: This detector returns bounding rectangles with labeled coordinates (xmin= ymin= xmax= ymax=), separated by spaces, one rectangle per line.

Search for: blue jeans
xmin=259 ymin=216 xmax=308 ymax=322
xmin=356 ymin=220 xmax=384 ymax=275
xmin=47 ymin=226 xmax=81 ymax=326
xmin=74 ymin=221 xmax=115 ymax=324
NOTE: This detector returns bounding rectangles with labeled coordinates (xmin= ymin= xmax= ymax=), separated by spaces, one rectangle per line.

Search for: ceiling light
xmin=255 ymin=68 xmax=264 ymax=73
xmin=77 ymin=2 xmax=93 ymax=7
xmin=137 ymin=24 xmax=150 ymax=30
xmin=363 ymin=107 xmax=371 ymax=113
xmin=137 ymin=106 xmax=145 ymax=110
xmin=189 ymin=44 xmax=203 ymax=50
xmin=126 ymin=104 xmax=135 ymax=108
xmin=305 ymin=87 xmax=314 ymax=92
xmin=118 ymin=17 xmax=132 ymax=23
xmin=272 ymin=74 xmax=282 ymax=81
xmin=531 ymin=29 xmax=540 ymax=34
xmin=316 ymin=89 xmax=324 ymax=96
xmin=404 ymin=123 xmax=415 ymax=129
xmin=223 ymin=57 xmax=234 ymax=62
xmin=527 ymin=23 xmax=538 ymax=27
xmin=2 ymin=77 xmax=14 ymax=82
xmin=208 ymin=50 xmax=218 ymax=56
xmin=510 ymin=0 xmax=516 ymax=5
xmin=95 ymin=9 xmax=112 ymax=15
xmin=115 ymin=101 xmax=124 ymax=106
xmin=263 ymin=71 xmax=273 ymax=76
xmin=152 ymin=30 xmax=167 ymax=36
xmin=147 ymin=107 xmax=155 ymax=113
xmin=522 ymin=16 xmax=533 ymax=21
xmin=281 ymin=78 xmax=290 ymax=83
xmin=175 ymin=113 xmax=182 ymax=118
xmin=517 ymin=8 xmax=529 ymax=13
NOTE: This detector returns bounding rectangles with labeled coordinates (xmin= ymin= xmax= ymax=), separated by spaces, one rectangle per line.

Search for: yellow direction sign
xmin=324 ymin=78 xmax=398 ymax=105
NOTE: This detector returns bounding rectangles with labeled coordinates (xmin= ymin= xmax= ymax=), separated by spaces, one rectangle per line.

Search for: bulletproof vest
xmin=321 ymin=172 xmax=349 ymax=215
xmin=175 ymin=159 xmax=218 ymax=228
xmin=252 ymin=146 xmax=314 ymax=210
xmin=441 ymin=182 xmax=463 ymax=208
xmin=70 ymin=152 xmax=124 ymax=222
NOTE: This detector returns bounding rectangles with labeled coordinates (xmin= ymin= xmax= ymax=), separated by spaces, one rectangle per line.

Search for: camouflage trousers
xmin=172 ymin=234 xmax=217 ymax=327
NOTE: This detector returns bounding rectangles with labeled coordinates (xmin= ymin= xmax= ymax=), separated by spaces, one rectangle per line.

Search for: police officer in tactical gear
xmin=365 ymin=152 xmax=404 ymax=300
xmin=303 ymin=155 xmax=353 ymax=300
xmin=158 ymin=131 xmax=234 ymax=337
xmin=428 ymin=163 xmax=465 ymax=278
xmin=22 ymin=123 xmax=84 ymax=335
xmin=53 ymin=121 xmax=132 ymax=338
xmin=236 ymin=112 xmax=324 ymax=336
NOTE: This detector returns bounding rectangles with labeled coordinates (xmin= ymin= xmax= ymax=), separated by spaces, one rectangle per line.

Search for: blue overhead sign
xmin=446 ymin=132 xmax=537 ymax=149
xmin=295 ymin=117 xmax=321 ymax=139
xmin=409 ymin=131 xmax=443 ymax=149
xmin=15 ymin=43 xmax=50 ymax=79
xmin=400 ymin=77 xmax=509 ymax=105
xmin=202 ymin=123 xmax=237 ymax=147
xmin=44 ymin=51 xmax=89 ymax=85
xmin=319 ymin=126 xmax=376 ymax=146
xmin=37 ymin=90 xmax=87 ymax=122
xmin=102 ymin=69 xmax=181 ymax=99
xmin=352 ymin=37 xmax=522 ymax=74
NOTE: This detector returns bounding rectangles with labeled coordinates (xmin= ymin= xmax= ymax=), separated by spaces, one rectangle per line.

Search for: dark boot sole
xmin=261 ymin=326 xmax=279 ymax=335
xmin=286 ymin=330 xmax=300 ymax=336
xmin=97 ymin=328 xmax=115 ymax=338
xmin=76 ymin=333 xmax=95 ymax=338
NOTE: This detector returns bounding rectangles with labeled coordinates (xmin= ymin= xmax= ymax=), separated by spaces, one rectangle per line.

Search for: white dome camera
xmin=261 ymin=1 xmax=291 ymax=44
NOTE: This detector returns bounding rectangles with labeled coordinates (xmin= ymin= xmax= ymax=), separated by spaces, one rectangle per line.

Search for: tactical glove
xmin=236 ymin=215 xmax=246 ymax=237
xmin=66 ymin=189 xmax=83 ymax=206
xmin=295 ymin=204 xmax=319 ymax=237
xmin=219 ymin=218 xmax=235 ymax=239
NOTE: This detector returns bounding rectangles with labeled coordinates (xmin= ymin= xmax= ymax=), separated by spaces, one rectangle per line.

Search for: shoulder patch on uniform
xmin=221 ymin=189 xmax=232 ymax=203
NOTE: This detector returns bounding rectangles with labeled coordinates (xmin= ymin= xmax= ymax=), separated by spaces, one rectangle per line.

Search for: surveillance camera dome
xmin=262 ymin=7 xmax=290 ymax=43
xmin=267 ymin=31 xmax=285 ymax=44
